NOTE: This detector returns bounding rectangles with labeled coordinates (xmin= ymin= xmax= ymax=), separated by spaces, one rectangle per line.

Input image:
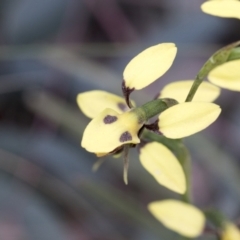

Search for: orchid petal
xmin=139 ymin=142 xmax=186 ymax=194
xmin=159 ymin=102 xmax=221 ymax=138
xmin=77 ymin=90 xmax=134 ymax=118
xmin=160 ymin=80 xmax=220 ymax=103
xmin=208 ymin=60 xmax=240 ymax=91
xmin=123 ymin=43 xmax=177 ymax=90
xmin=148 ymin=200 xmax=205 ymax=237
xmin=201 ymin=0 xmax=240 ymax=20
xmin=222 ymin=222 xmax=240 ymax=240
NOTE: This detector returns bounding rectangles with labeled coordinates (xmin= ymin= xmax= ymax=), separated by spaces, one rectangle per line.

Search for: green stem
xmin=175 ymin=143 xmax=192 ymax=203
xmin=227 ymin=47 xmax=240 ymax=61
xmin=162 ymin=139 xmax=192 ymax=204
xmin=204 ymin=209 xmax=225 ymax=229
xmin=185 ymin=76 xmax=202 ymax=102
xmin=141 ymin=130 xmax=179 ymax=151
xmin=185 ymin=41 xmax=240 ymax=102
xmin=133 ymin=98 xmax=178 ymax=123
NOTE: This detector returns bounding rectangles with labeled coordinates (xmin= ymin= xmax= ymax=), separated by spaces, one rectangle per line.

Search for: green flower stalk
xmin=186 ymin=41 xmax=240 ymax=102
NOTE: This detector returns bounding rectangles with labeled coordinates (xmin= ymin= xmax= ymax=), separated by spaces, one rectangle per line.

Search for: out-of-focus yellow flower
xmin=160 ymin=80 xmax=220 ymax=103
xmin=77 ymin=90 xmax=134 ymax=118
xmin=123 ymin=43 xmax=177 ymax=90
xmin=81 ymin=108 xmax=143 ymax=153
xmin=139 ymin=142 xmax=186 ymax=194
xmin=148 ymin=200 xmax=205 ymax=237
xmin=158 ymin=102 xmax=221 ymax=139
xmin=221 ymin=222 xmax=240 ymax=240
xmin=208 ymin=60 xmax=240 ymax=91
xmin=201 ymin=0 xmax=240 ymax=19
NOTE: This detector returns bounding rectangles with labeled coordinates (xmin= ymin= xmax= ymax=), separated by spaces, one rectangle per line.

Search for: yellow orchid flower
xmin=160 ymin=80 xmax=220 ymax=103
xmin=208 ymin=59 xmax=240 ymax=91
xmin=79 ymin=94 xmax=179 ymax=185
xmin=80 ymin=97 xmax=176 ymax=150
xmin=77 ymin=42 xmax=222 ymax=186
xmin=80 ymin=98 xmax=220 ymax=188
xmin=148 ymin=200 xmax=205 ymax=237
xmin=201 ymin=0 xmax=240 ymax=19
xmin=139 ymin=142 xmax=186 ymax=194
xmin=79 ymin=43 xmax=178 ymax=156
xmin=221 ymin=222 xmax=240 ymax=240
xmin=76 ymin=91 xmax=135 ymax=157
xmin=81 ymin=100 xmax=221 ymax=155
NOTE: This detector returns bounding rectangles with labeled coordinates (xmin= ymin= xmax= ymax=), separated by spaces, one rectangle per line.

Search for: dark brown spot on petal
xmin=120 ymin=131 xmax=132 ymax=142
xmin=118 ymin=102 xmax=128 ymax=112
xmin=103 ymin=115 xmax=118 ymax=124
xmin=103 ymin=115 xmax=117 ymax=124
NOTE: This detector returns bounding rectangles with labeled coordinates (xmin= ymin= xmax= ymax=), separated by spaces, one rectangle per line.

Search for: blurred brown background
xmin=0 ymin=0 xmax=239 ymax=239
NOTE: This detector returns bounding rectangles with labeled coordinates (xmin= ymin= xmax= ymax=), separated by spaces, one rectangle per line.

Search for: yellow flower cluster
xmin=74 ymin=0 xmax=240 ymax=236
xmin=78 ymin=43 xmax=221 ymax=157
xmin=77 ymin=41 xmax=240 ymax=238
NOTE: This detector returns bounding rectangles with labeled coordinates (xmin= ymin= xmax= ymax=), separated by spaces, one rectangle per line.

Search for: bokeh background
xmin=0 ymin=0 xmax=240 ymax=239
